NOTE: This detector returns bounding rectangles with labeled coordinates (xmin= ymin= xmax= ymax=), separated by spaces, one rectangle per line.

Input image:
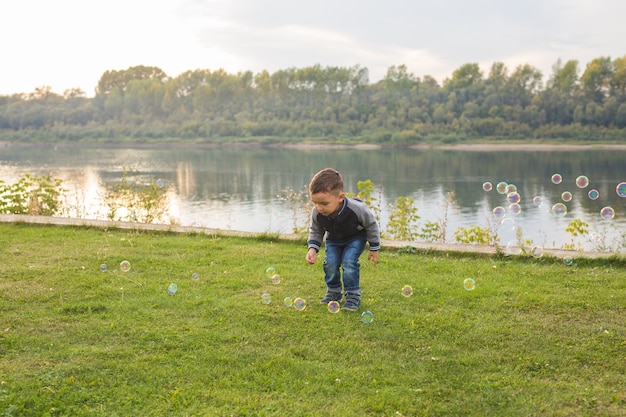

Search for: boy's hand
xmin=305 ymin=248 xmax=317 ymax=264
xmin=368 ymin=250 xmax=378 ymax=266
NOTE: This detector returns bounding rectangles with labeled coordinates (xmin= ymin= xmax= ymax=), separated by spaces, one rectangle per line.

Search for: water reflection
xmin=0 ymin=145 xmax=624 ymax=251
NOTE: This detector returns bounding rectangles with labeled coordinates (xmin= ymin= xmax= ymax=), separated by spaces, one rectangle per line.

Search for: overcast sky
xmin=1 ymin=0 xmax=625 ymax=97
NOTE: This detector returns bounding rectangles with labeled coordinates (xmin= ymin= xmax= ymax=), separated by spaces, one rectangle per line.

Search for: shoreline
xmin=2 ymin=140 xmax=626 ymax=152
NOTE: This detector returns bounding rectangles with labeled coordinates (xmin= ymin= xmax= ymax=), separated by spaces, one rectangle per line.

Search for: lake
xmin=1 ymin=144 xmax=625 ymax=252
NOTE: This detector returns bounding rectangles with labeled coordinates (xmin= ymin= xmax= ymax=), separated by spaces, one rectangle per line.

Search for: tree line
xmin=1 ymin=56 xmax=626 ymax=145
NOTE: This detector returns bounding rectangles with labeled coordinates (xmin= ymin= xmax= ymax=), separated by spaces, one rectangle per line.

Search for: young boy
xmin=305 ymin=168 xmax=380 ymax=311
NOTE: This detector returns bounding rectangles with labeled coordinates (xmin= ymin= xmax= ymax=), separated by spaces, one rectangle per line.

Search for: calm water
xmin=1 ymin=145 xmax=625 ymax=251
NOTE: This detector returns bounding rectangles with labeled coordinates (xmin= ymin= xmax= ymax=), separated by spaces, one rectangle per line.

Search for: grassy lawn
xmin=0 ymin=222 xmax=625 ymax=416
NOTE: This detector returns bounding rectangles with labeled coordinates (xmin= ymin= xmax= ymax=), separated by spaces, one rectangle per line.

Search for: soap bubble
xmin=192 ymin=272 xmax=200 ymax=280
xmin=588 ymin=189 xmax=600 ymax=200
xmin=100 ymin=263 xmax=108 ymax=272
xmin=563 ymin=256 xmax=573 ymax=266
xmin=327 ymin=301 xmax=340 ymax=313
xmin=505 ymin=184 xmax=518 ymax=194
xmin=507 ymin=192 xmax=521 ymax=204
xmin=500 ymin=218 xmax=515 ymax=232
xmin=551 ymin=203 xmax=567 ymax=216
xmin=508 ymin=203 xmax=521 ymax=215
xmin=496 ymin=182 xmax=508 ymax=194
xmin=293 ymin=298 xmax=306 ymax=311
xmin=265 ymin=267 xmax=277 ymax=278
xmin=575 ymin=176 xmax=589 ymax=188
xmin=401 ymin=285 xmax=413 ymax=297
xmin=532 ymin=196 xmax=543 ymax=207
xmin=271 ymin=274 xmax=281 ymax=284
xmin=167 ymin=283 xmax=178 ymax=295
xmin=120 ymin=260 xmax=131 ymax=272
xmin=361 ymin=311 xmax=374 ymax=324
xmin=283 ymin=296 xmax=293 ymax=307
xmin=482 ymin=182 xmax=493 ymax=192
xmin=261 ymin=293 xmax=272 ymax=304
xmin=156 ymin=179 xmax=165 ymax=188
xmin=617 ymin=182 xmax=626 ymax=198
xmin=600 ymin=207 xmax=615 ymax=220
xmin=551 ymin=173 xmax=563 ymax=184
xmin=561 ymin=191 xmax=573 ymax=202
xmin=531 ymin=246 xmax=544 ymax=258
xmin=463 ymin=278 xmax=476 ymax=291
xmin=493 ymin=206 xmax=506 ymax=219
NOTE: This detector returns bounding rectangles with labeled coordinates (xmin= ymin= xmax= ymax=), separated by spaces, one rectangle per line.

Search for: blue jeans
xmin=323 ymin=237 xmax=366 ymax=295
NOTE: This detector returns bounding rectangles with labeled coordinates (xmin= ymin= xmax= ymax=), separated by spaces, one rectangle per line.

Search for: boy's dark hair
xmin=309 ymin=168 xmax=343 ymax=195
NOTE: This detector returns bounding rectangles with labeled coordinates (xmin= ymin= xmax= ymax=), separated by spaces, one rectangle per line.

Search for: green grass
xmin=1 ymin=223 xmax=625 ymax=416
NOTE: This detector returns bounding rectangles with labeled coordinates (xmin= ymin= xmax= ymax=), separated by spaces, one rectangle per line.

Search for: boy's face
xmin=310 ymin=191 xmax=344 ymax=217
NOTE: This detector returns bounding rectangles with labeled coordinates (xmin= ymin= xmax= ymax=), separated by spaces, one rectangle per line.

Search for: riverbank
xmin=3 ymin=140 xmax=626 ymax=151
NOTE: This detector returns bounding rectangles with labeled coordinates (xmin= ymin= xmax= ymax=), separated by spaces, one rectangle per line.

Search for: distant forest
xmin=1 ymin=56 xmax=626 ymax=145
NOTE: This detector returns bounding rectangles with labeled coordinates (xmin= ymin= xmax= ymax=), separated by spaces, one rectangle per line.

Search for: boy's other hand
xmin=306 ymin=248 xmax=317 ymax=264
xmin=368 ymin=250 xmax=378 ymax=266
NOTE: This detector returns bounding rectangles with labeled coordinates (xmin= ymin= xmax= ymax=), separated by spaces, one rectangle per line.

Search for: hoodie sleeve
xmin=353 ymin=200 xmax=380 ymax=251
xmin=307 ymin=209 xmax=325 ymax=252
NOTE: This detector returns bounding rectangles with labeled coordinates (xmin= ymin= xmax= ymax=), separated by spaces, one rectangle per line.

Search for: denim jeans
xmin=322 ymin=237 xmax=366 ymax=295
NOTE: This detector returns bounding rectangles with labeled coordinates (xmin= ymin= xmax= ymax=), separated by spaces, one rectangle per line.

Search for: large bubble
xmin=575 ymin=175 xmax=589 ymax=188
xmin=552 ymin=203 xmax=567 ymax=216
xmin=617 ymin=182 xmax=626 ymax=198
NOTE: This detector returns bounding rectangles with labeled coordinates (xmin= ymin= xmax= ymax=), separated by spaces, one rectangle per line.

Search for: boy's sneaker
xmin=320 ymin=292 xmax=342 ymax=304
xmin=341 ymin=293 xmax=361 ymax=311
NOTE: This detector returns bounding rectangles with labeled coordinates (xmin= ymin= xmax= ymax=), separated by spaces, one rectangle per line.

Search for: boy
xmin=305 ymin=168 xmax=380 ymax=311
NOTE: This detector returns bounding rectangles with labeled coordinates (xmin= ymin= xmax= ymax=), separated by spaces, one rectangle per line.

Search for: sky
xmin=1 ymin=0 xmax=625 ymax=97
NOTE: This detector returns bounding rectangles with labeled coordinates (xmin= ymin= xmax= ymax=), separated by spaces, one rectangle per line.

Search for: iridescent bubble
xmin=507 ymin=192 xmax=521 ymax=204
xmin=361 ymin=311 xmax=374 ymax=324
xmin=167 ymin=283 xmax=178 ymax=295
xmin=293 ymin=297 xmax=306 ymax=311
xmin=505 ymin=241 xmax=522 ymax=255
xmin=271 ymin=274 xmax=281 ymax=284
xmin=561 ymin=191 xmax=573 ymax=202
xmin=261 ymin=293 xmax=272 ymax=304
xmin=575 ymin=175 xmax=589 ymax=188
xmin=463 ymin=278 xmax=476 ymax=291
xmin=496 ymin=182 xmax=508 ymax=194
xmin=552 ymin=203 xmax=567 ymax=216
xmin=500 ymin=218 xmax=515 ymax=232
xmin=600 ymin=206 xmax=615 ymax=220
xmin=508 ymin=203 xmax=522 ymax=215
xmin=120 ymin=260 xmax=131 ymax=272
xmin=401 ymin=285 xmax=413 ymax=297
xmin=530 ymin=246 xmax=543 ymax=258
xmin=283 ymin=296 xmax=293 ymax=307
xmin=327 ymin=301 xmax=341 ymax=313
xmin=505 ymin=184 xmax=518 ymax=194
xmin=551 ymin=173 xmax=563 ymax=184
xmin=563 ymin=256 xmax=573 ymax=266
xmin=265 ymin=267 xmax=277 ymax=279
xmin=482 ymin=182 xmax=493 ymax=192
xmin=532 ymin=196 xmax=543 ymax=206
xmin=617 ymin=182 xmax=626 ymax=198
xmin=156 ymin=178 xmax=165 ymax=188
xmin=493 ymin=206 xmax=506 ymax=219
xmin=588 ymin=189 xmax=600 ymax=200
xmin=192 ymin=272 xmax=200 ymax=280
xmin=100 ymin=263 xmax=108 ymax=272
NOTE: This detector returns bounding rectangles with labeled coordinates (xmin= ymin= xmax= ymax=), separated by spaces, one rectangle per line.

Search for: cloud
xmin=0 ymin=0 xmax=625 ymax=96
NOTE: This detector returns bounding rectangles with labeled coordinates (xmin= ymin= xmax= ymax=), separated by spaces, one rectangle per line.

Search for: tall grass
xmin=0 ymin=223 xmax=625 ymax=416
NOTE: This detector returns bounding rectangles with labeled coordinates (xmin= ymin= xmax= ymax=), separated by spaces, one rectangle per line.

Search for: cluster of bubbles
xmin=262 ymin=266 xmax=306 ymax=311
xmin=483 ymin=174 xmax=625 ymax=255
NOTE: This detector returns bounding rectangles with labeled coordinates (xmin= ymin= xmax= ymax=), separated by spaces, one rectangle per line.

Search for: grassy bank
xmin=1 ymin=222 xmax=625 ymax=416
